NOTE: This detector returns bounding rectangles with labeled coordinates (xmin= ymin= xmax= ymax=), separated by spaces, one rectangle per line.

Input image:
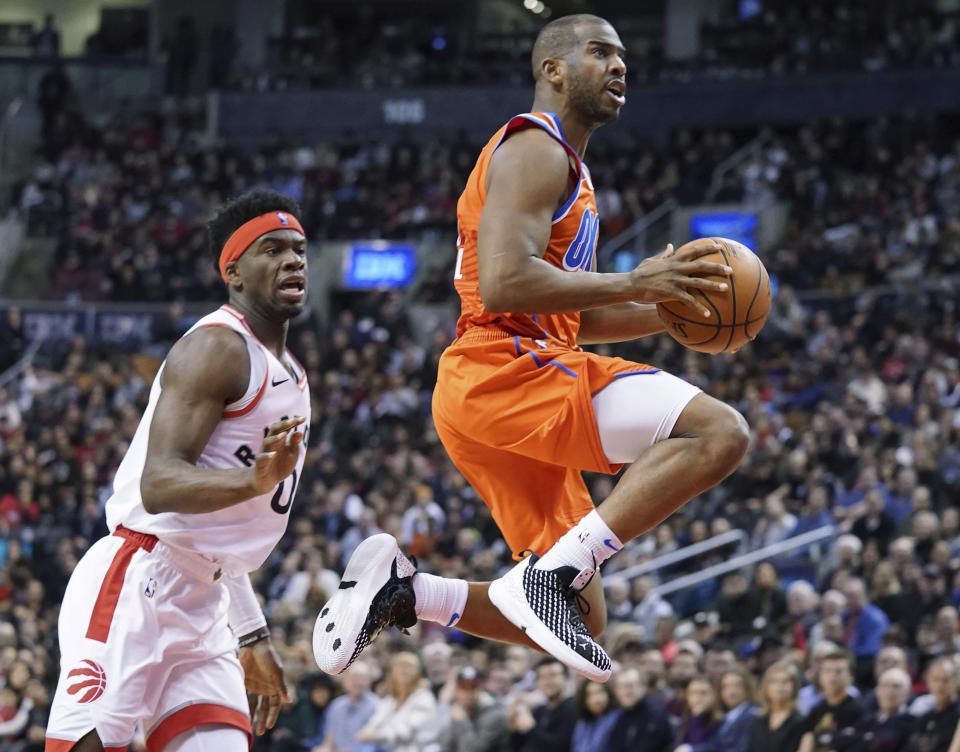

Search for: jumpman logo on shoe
xmin=488 ymin=553 xmax=611 ymax=682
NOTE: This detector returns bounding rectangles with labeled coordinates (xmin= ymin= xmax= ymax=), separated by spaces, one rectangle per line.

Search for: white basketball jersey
xmin=105 ymin=304 xmax=311 ymax=576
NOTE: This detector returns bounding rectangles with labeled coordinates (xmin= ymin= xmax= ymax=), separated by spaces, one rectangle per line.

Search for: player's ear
xmin=541 ymin=57 xmax=565 ymax=87
xmin=225 ymin=260 xmax=243 ymax=290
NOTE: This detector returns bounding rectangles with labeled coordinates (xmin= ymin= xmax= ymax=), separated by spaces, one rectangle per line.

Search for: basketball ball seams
xmin=657 ymin=304 xmax=768 ymax=329
xmin=742 ymin=252 xmax=765 ymax=341
xmin=692 ymin=290 xmax=722 ymax=344
xmin=714 ymin=239 xmax=737 ymax=352
xmin=656 ymin=237 xmax=771 ymax=353
xmin=659 ymin=293 xmax=722 ymax=348
xmin=751 ymin=267 xmax=770 ymax=341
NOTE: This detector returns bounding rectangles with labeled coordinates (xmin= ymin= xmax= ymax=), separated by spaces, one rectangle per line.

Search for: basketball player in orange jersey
xmin=315 ymin=14 xmax=749 ymax=683
xmin=46 ymin=189 xmax=312 ymax=751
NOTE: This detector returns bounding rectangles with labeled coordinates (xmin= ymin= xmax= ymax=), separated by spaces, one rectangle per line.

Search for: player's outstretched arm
xmin=140 ymin=326 xmax=303 ymax=514
xmin=477 ymin=129 xmax=731 ymax=316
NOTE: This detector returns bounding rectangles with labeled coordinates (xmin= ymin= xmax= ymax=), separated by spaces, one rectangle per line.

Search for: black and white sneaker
xmin=488 ymin=553 xmax=612 ymax=682
xmin=312 ymin=533 xmax=418 ymax=675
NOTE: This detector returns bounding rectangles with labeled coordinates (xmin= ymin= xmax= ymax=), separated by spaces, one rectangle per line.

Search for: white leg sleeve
xmin=591 ymin=371 xmax=701 ymax=464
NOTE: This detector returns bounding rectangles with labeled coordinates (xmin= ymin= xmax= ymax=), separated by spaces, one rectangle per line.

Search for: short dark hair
xmin=821 ymin=649 xmax=853 ymax=668
xmin=205 ymin=189 xmax=302 ymax=272
xmin=675 ymin=648 xmax=701 ymax=664
xmin=705 ymin=641 xmax=734 ymax=654
xmin=531 ymin=14 xmax=610 ymax=80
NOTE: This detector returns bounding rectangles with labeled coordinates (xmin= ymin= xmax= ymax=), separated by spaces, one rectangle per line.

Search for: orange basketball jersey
xmin=453 ymin=112 xmax=599 ymax=348
xmin=436 ymin=113 xmax=662 ymax=555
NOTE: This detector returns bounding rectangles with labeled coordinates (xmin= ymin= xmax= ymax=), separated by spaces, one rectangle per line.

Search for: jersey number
xmin=453 ymin=246 xmax=464 ymax=280
xmin=562 ymin=209 xmax=599 ymax=271
xmin=270 ymin=469 xmax=298 ymax=514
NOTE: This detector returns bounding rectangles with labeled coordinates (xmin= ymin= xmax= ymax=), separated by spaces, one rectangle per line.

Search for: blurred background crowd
xmin=2 ymin=1 xmax=960 ymax=751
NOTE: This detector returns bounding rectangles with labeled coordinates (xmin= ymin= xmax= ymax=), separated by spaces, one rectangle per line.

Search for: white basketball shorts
xmin=45 ymin=526 xmax=251 ymax=752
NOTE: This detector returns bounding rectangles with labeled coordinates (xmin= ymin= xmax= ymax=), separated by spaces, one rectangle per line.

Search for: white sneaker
xmin=313 ymin=533 xmax=417 ymax=675
xmin=488 ymin=553 xmax=611 ymax=682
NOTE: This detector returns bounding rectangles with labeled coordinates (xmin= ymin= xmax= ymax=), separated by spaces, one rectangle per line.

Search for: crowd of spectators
xmin=682 ymin=0 xmax=960 ymax=82
xmin=0 ymin=258 xmax=958 ymax=750
xmin=245 ymin=1 xmax=960 ymax=91
xmin=17 ymin=99 xmax=960 ymax=308
xmin=21 ymin=2 xmax=960 ymax=93
xmin=4 ymin=56 xmax=960 ymax=752
xmin=16 ymin=97 xmax=747 ymax=304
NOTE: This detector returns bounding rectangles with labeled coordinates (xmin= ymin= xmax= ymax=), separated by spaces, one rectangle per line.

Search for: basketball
xmin=656 ymin=237 xmax=772 ymax=354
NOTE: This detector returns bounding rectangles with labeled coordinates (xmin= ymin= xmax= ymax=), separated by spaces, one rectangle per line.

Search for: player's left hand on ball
xmin=239 ymin=638 xmax=291 ymax=735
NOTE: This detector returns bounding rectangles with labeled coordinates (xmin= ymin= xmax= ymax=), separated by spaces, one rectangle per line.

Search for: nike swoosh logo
xmin=271 ymin=377 xmax=289 ymax=387
xmin=445 ymin=612 xmax=460 ymax=627
xmin=603 ymin=538 xmax=620 ymax=552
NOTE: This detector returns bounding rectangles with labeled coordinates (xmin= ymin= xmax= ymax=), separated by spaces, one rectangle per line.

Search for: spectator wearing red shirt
xmin=0 ymin=480 xmax=38 ymax=529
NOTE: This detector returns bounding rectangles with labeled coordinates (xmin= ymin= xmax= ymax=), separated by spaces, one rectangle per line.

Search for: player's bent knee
xmin=676 ymin=397 xmax=749 ymax=475
xmin=716 ymin=405 xmax=750 ymax=463
xmin=705 ymin=405 xmax=750 ymax=475
xmin=673 ymin=395 xmax=750 ymax=470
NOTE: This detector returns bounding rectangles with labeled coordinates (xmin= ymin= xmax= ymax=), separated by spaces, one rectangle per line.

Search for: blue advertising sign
xmin=689 ymin=212 xmax=758 ymax=251
xmin=342 ymin=243 xmax=417 ymax=289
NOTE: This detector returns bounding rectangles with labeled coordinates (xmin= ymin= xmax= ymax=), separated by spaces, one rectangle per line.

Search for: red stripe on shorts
xmin=85 ymin=526 xmax=158 ymax=643
xmin=146 ymin=703 xmax=252 ymax=752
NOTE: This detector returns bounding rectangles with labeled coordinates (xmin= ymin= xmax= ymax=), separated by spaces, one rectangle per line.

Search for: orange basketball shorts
xmin=432 ymin=332 xmax=659 ymax=557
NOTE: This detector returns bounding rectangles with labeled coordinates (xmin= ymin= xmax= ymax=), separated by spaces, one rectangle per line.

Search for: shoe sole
xmin=488 ymin=562 xmax=612 ymax=682
xmin=312 ymin=533 xmax=401 ymax=674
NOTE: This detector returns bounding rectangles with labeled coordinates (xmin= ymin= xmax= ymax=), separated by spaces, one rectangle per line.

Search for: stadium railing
xmin=596 ymin=196 xmax=678 ymax=271
xmin=704 ymin=131 xmax=772 ymax=203
xmin=651 ymin=525 xmax=835 ymax=597
xmin=612 ymin=528 xmax=748 ymax=584
xmin=0 ymin=336 xmax=42 ymax=389
xmin=0 ymin=57 xmax=161 ymax=111
xmin=0 ymin=96 xmax=24 ymax=208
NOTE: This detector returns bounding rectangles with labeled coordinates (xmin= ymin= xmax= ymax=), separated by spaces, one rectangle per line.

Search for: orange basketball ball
xmin=656 ymin=237 xmax=772 ymax=354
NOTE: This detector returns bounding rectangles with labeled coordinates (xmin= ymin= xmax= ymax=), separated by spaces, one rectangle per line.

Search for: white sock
xmin=413 ymin=573 xmax=469 ymax=627
xmin=534 ymin=509 xmax=623 ymax=573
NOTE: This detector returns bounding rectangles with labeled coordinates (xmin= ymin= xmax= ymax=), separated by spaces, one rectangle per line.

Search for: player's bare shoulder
xmin=161 ymin=324 xmax=250 ymax=404
xmin=486 ymin=126 xmax=571 ymax=202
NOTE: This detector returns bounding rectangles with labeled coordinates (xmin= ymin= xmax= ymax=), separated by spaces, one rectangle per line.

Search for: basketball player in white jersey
xmin=45 ymin=189 xmax=312 ymax=752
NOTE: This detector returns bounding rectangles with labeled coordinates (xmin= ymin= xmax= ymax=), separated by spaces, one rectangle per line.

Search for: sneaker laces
xmin=565 ymin=565 xmax=597 ymax=635
xmin=567 ymin=590 xmax=591 ymax=634
xmin=518 ymin=549 xmax=594 ymax=635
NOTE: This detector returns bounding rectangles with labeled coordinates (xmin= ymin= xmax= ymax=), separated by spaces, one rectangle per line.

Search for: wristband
xmin=237 ymin=627 xmax=271 ymax=648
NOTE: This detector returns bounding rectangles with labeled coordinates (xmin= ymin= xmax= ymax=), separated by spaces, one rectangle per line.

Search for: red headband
xmin=219 ymin=211 xmax=305 ymax=282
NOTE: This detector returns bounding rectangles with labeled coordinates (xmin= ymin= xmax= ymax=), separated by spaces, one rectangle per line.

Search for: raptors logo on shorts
xmin=66 ymin=659 xmax=106 ymax=703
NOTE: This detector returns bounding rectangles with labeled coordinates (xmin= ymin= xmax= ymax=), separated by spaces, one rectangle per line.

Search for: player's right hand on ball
xmin=630 ymin=242 xmax=732 ymax=318
xmin=253 ymin=416 xmax=305 ymax=493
